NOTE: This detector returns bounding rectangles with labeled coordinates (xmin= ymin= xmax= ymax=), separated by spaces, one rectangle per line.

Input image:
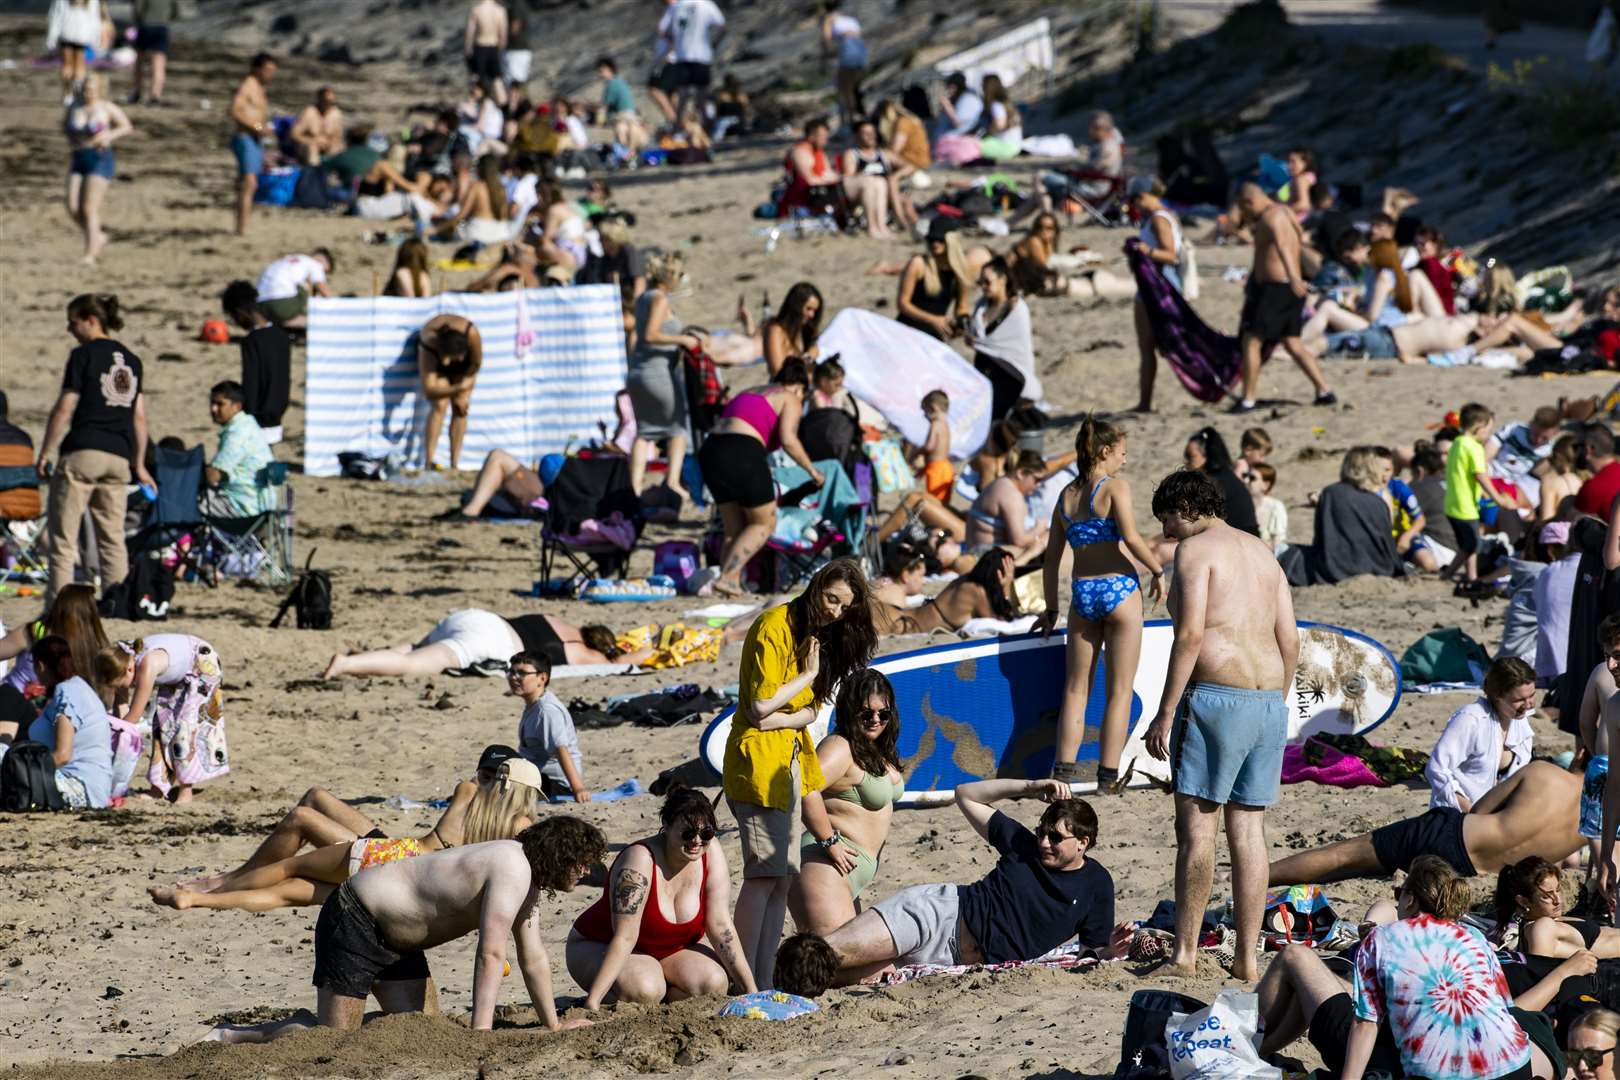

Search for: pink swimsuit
xmin=721 ymin=391 xmax=782 ymax=450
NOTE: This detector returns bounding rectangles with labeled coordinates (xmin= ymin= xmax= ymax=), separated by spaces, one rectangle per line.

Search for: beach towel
xmin=772 ymin=457 xmax=866 ymax=547
xmin=613 ymin=622 xmax=723 ymax=668
xmin=1125 ymin=240 xmax=1242 ymax=404
xmin=817 ymin=309 xmax=992 ymax=455
xmin=1280 ymin=740 xmax=1381 ymax=789
xmin=876 ymin=942 xmax=1101 ymax=986
xmin=1307 ymin=732 xmax=1428 ymax=786
xmin=304 ymin=287 xmax=626 ymax=477
xmin=1400 ymin=627 xmax=1489 ymax=686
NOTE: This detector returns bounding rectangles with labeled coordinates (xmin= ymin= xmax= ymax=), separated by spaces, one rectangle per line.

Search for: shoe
xmin=1227 ymin=399 xmax=1257 ymax=414
xmin=1314 ymin=390 xmax=1339 ymax=406
xmin=430 ymin=507 xmax=471 ymax=522
xmin=126 ymin=92 xmax=142 ymax=105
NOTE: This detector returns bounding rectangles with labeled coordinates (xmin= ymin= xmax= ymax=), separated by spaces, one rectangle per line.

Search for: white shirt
xmin=969 ymin=296 xmax=1041 ymax=403
xmin=659 ymin=0 xmax=725 ymax=65
xmin=1425 ymin=697 xmax=1534 ymax=811
xmin=256 ymin=255 xmax=328 ymax=302
xmin=1487 ymin=422 xmax=1553 ymax=504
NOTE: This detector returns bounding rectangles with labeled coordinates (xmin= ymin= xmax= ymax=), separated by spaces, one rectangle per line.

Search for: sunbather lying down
xmin=1268 ymin=761 xmax=1583 ymax=885
xmin=1303 ymin=310 xmax=1563 ymax=365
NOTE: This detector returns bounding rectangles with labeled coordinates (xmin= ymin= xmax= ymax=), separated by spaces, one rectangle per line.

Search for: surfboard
xmin=698 ymin=620 xmax=1401 ymax=806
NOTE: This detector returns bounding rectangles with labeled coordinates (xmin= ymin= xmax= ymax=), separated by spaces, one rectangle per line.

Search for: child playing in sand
xmin=912 ymin=390 xmax=953 ymax=503
xmin=1445 ymin=403 xmax=1516 ymax=585
xmin=1248 ymin=462 xmax=1287 ymax=552
xmin=1235 ymin=426 xmax=1272 ymax=481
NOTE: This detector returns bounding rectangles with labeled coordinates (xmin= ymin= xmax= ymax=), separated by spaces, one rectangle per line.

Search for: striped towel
xmin=304 ymin=286 xmax=627 ymax=477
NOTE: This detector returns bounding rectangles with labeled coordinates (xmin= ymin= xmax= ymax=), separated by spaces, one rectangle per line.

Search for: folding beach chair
xmin=203 ymin=462 xmax=295 ymax=587
xmin=0 ymin=427 xmax=44 ymax=584
xmin=1061 ymin=170 xmax=1130 ymax=227
xmin=755 ymin=458 xmax=870 ymax=592
xmin=126 ymin=445 xmax=213 ymax=582
xmin=535 ymin=455 xmax=644 ymax=595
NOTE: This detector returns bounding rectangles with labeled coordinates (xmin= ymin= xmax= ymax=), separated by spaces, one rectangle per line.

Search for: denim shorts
xmin=231 ymin=132 xmax=264 ymax=176
xmin=70 ymin=147 xmax=115 ymax=179
xmin=1325 ymin=325 xmax=1397 ymax=358
xmin=1170 ymin=682 xmax=1287 ymax=807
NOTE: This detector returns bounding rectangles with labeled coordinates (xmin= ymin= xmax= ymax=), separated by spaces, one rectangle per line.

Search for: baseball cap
xmin=500 ymin=757 xmax=544 ymax=792
xmin=477 ymin=744 xmax=519 ymax=773
xmin=1539 ymin=521 xmax=1570 ymax=546
xmin=538 ymin=453 xmax=566 ymax=487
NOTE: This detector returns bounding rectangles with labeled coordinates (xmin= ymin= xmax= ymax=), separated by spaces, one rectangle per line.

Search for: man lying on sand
xmin=1268 ymin=760 xmax=1583 ymax=885
xmin=205 ymin=818 xmax=605 ymax=1043
xmin=808 ymin=778 xmax=1131 ymax=985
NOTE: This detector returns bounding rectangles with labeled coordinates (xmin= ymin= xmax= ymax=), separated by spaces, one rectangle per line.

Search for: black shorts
xmin=1239 ymin=281 xmax=1305 ymax=341
xmin=134 ymin=24 xmax=170 ymax=53
xmin=1308 ymin=993 xmax=1403 ymax=1075
xmin=312 ymin=880 xmax=431 ymax=999
xmin=699 ymin=432 xmax=774 ymax=508
xmin=467 ymin=44 xmax=503 ymax=84
xmin=1370 ymin=806 xmax=1477 ymax=877
xmin=1447 ymin=516 xmax=1480 ymax=558
xmin=668 ymin=61 xmax=712 ymax=89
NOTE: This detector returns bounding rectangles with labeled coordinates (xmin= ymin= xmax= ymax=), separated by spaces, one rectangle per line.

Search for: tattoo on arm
xmin=611 ymin=869 xmax=648 ymax=915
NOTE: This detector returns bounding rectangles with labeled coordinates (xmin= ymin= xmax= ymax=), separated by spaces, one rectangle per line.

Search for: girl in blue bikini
xmin=1037 ymin=416 xmax=1166 ymax=792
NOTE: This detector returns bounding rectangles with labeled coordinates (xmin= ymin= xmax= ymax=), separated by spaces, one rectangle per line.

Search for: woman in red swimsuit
xmin=567 ymin=786 xmax=757 ymax=1005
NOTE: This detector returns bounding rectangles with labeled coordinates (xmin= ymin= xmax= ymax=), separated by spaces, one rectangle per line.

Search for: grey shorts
xmin=871 ymin=883 xmax=961 ymax=967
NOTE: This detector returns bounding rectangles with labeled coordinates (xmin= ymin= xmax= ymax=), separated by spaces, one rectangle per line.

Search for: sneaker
xmin=1314 ymin=390 xmax=1339 ymax=406
xmin=1227 ymin=399 xmax=1257 ymax=414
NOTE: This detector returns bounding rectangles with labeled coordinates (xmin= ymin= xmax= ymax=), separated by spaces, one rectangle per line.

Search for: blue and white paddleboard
xmin=699 ymin=620 xmax=1401 ymax=806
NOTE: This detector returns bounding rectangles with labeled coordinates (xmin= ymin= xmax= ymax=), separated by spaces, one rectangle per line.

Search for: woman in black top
xmin=1185 ymin=427 xmax=1260 ymax=536
xmin=897 ymin=219 xmax=970 ymax=340
xmin=35 ymin=293 xmax=154 ymax=605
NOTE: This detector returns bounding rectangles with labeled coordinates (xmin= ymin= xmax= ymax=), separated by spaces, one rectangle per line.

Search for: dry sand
xmin=0 ymin=7 xmax=1604 ymax=1078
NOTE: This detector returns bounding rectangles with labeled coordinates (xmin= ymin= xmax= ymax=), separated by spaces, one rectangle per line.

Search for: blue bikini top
xmin=1062 ymin=476 xmax=1123 ymax=548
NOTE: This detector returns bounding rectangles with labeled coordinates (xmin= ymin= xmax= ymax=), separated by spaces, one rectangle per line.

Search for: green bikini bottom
xmin=799 ymin=833 xmax=880 ymax=898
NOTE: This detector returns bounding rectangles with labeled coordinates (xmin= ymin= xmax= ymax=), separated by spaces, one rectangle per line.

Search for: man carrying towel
xmin=1144 ymin=468 xmax=1298 ymax=982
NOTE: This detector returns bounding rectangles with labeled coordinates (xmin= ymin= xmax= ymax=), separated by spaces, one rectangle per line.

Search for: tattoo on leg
xmin=612 ymin=868 xmax=648 ymax=915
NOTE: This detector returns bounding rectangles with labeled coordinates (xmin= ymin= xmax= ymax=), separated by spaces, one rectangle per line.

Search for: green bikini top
xmin=827 ymin=769 xmax=905 ymax=811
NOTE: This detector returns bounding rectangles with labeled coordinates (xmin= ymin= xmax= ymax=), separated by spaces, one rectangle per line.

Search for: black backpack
xmin=272 ymin=549 xmax=332 ymax=630
xmin=799 ymin=398 xmax=863 ymax=476
xmin=1115 ymin=989 xmax=1207 ymax=1079
xmin=0 ymin=741 xmax=66 ymax=812
xmin=99 ymin=553 xmax=175 ymax=622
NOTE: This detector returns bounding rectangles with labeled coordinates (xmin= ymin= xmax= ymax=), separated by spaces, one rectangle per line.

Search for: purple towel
xmin=1126 ymin=239 xmax=1241 ymax=404
xmin=1280 ymin=741 xmax=1382 ymax=789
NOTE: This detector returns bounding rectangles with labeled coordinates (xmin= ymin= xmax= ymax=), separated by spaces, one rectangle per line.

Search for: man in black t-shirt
xmin=222 ymin=280 xmax=291 ymax=443
xmin=37 ymin=309 xmax=154 ymax=604
xmin=816 ymin=778 xmax=1129 ymax=985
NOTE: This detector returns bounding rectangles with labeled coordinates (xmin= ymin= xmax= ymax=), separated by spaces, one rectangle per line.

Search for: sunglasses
xmin=1039 ymin=828 xmax=1075 ymax=846
xmin=1571 ymin=1048 xmax=1614 ymax=1069
xmin=681 ymin=825 xmax=717 ymax=845
xmin=857 ymin=707 xmax=894 ymax=723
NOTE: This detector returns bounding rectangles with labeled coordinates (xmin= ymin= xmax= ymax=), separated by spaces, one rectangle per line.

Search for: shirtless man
xmin=229 ymin=53 xmax=276 ymax=237
xmin=290 ymin=86 xmax=344 ymax=165
xmin=1589 ymin=621 xmax=1620 ymax=912
xmin=1232 ymin=182 xmax=1335 ymax=414
xmin=465 ymin=0 xmax=510 ymax=106
xmin=1144 ymin=468 xmax=1298 ymax=981
xmin=1270 ymin=761 xmax=1585 ymax=886
xmin=205 ymin=818 xmax=606 ymax=1043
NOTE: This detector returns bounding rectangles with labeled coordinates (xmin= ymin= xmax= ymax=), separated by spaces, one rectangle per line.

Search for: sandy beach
xmin=1 ymin=3 xmax=1611 ymax=1076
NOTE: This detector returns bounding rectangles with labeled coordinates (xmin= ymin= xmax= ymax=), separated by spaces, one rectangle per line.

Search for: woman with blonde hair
xmin=1568 ymin=1008 xmax=1620 ymax=1080
xmin=147 ymin=758 xmax=546 ymax=911
xmin=63 ymin=74 xmax=131 ymax=264
xmin=439 ymin=153 xmax=511 ymax=245
xmin=45 ymin=0 xmax=99 ymax=97
xmin=626 ymin=251 xmax=697 ymax=498
xmin=874 ymin=98 xmax=929 ymax=174
xmin=385 ymin=238 xmax=434 ymax=298
xmin=897 ymin=220 xmax=971 ymax=340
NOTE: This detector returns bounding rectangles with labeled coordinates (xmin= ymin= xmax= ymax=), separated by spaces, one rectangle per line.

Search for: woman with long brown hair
xmin=385 ymin=237 xmax=434 ymax=298
xmin=440 ymin=153 xmax=510 ymax=245
xmin=0 ymin=583 xmax=110 ymax=739
xmin=763 ymin=281 xmax=823 ymax=376
xmin=722 ymin=558 xmax=876 ymax=987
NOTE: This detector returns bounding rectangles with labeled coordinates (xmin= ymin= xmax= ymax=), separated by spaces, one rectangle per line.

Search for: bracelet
xmin=816 ymin=830 xmax=843 ymax=849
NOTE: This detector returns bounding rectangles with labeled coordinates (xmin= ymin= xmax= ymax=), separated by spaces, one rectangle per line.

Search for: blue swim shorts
xmin=1581 ymin=754 xmax=1612 ymax=840
xmin=1170 ymin=682 xmax=1287 ymax=807
xmin=231 ymin=132 xmax=264 ymax=176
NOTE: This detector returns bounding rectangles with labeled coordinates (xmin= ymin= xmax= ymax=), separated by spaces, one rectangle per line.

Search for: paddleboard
xmin=698 ymin=620 xmax=1401 ymax=806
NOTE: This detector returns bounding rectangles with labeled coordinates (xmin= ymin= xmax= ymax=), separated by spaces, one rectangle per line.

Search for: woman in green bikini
xmin=789 ymin=669 xmax=906 ymax=936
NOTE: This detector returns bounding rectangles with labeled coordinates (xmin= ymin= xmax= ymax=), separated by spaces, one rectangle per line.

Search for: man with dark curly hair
xmin=1144 ymin=468 xmax=1299 ymax=983
xmin=206 ymin=817 xmax=606 ymax=1043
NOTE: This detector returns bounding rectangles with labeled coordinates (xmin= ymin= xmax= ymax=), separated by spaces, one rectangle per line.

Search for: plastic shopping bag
xmin=1166 ymin=990 xmax=1282 ymax=1080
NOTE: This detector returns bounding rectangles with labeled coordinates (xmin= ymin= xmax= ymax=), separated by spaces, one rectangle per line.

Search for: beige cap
xmin=501 ymin=758 xmax=544 ymax=792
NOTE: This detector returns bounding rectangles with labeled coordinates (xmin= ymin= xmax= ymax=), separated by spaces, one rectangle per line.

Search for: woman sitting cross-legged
xmin=566 ymin=785 xmax=757 ymax=1005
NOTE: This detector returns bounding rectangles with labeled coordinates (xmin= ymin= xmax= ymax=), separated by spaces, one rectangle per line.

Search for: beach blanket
xmin=875 ymin=942 xmax=1101 ymax=986
xmin=1282 ymin=733 xmax=1427 ymax=789
xmin=1125 ymin=240 xmax=1241 ymax=404
xmin=817 ymin=309 xmax=992 ymax=456
xmin=303 ymin=287 xmax=626 ymax=477
xmin=614 ymin=622 xmax=724 ymax=669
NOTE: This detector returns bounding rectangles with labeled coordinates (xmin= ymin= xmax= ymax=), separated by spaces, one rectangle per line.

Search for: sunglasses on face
xmin=1571 ymin=1047 xmax=1615 ymax=1069
xmin=857 ymin=707 xmax=894 ymax=723
xmin=1039 ymin=829 xmax=1075 ymax=846
xmin=681 ymin=825 xmax=717 ymax=845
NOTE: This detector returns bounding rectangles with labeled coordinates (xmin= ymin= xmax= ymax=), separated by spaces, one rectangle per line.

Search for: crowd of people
xmin=15 ymin=1 xmax=1620 ymax=1076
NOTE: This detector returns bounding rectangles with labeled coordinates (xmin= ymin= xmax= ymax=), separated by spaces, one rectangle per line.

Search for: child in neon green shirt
xmin=1443 ymin=402 xmax=1515 ymax=583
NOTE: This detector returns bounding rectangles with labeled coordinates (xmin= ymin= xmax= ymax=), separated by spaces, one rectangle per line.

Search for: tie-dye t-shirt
xmin=1352 ymin=914 xmax=1530 ymax=1080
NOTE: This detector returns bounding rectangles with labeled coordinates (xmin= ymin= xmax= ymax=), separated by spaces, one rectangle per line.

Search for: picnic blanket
xmin=304 ymin=286 xmax=626 ymax=477
xmin=1126 ymin=239 xmax=1245 ymax=404
xmin=876 ymin=942 xmax=1101 ymax=986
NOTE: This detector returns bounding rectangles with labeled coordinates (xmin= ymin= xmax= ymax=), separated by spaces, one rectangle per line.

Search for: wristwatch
xmin=816 ymin=830 xmax=844 ymax=849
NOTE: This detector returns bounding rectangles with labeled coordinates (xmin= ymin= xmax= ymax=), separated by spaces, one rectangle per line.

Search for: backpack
xmin=1114 ymin=989 xmax=1208 ymax=1079
xmin=0 ymin=741 xmax=66 ymax=812
xmin=799 ymin=400 xmax=863 ymax=475
xmin=272 ymin=549 xmax=332 ymax=630
xmin=681 ymin=340 xmax=728 ymax=433
xmin=98 ymin=553 xmax=174 ymax=622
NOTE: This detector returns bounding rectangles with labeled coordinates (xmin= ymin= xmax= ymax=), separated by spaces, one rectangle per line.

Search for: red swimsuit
xmin=573 ymin=842 xmax=707 ymax=960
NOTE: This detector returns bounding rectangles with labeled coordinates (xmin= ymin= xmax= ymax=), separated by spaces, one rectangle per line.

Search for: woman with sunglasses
xmin=1569 ymin=1009 xmax=1620 ymax=1080
xmin=567 ymin=785 xmax=756 ymax=1006
xmin=966 ymin=256 xmax=1037 ymax=423
xmin=788 ymin=669 xmax=905 ymax=936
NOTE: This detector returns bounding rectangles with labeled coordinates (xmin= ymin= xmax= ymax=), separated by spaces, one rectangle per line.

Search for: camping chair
xmin=535 ymin=455 xmax=644 ymax=595
xmin=202 ymin=462 xmax=295 ymax=587
xmin=1059 ymin=169 xmax=1130 ymax=227
xmin=126 ymin=444 xmax=216 ymax=585
xmin=755 ymin=457 xmax=870 ymax=591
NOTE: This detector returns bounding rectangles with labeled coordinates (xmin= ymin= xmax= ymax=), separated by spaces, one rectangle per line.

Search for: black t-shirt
xmin=60 ymin=339 xmax=143 ymax=461
xmin=956 ymin=810 xmax=1114 ymax=964
xmin=577 ymin=244 xmax=647 ymax=299
xmin=240 ymin=324 xmax=291 ymax=430
xmin=1208 ymin=466 xmax=1260 ymax=536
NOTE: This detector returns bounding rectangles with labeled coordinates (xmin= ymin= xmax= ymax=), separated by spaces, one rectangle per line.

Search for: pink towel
xmin=1280 ymin=741 xmax=1382 ymax=789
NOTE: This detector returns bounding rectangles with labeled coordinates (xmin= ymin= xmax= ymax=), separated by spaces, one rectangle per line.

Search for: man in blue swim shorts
xmin=229 ymin=53 xmax=277 ymax=237
xmin=1144 ymin=469 xmax=1299 ymax=982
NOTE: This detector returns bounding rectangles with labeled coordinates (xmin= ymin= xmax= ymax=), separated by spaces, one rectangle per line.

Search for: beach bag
xmin=1399 ymin=626 xmax=1488 ymax=685
xmin=272 ymin=549 xmax=332 ymax=630
xmin=681 ymin=341 xmax=727 ymax=433
xmin=799 ymin=402 xmax=862 ymax=475
xmin=1178 ymin=240 xmax=1200 ymax=301
xmin=99 ymin=553 xmax=174 ymax=622
xmin=1262 ymin=885 xmax=1338 ymax=950
xmin=1166 ymin=991 xmax=1281 ymax=1080
xmin=653 ymin=541 xmax=701 ymax=592
xmin=1115 ymin=989 xmax=1207 ymax=1079
xmin=0 ymin=741 xmax=65 ymax=812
